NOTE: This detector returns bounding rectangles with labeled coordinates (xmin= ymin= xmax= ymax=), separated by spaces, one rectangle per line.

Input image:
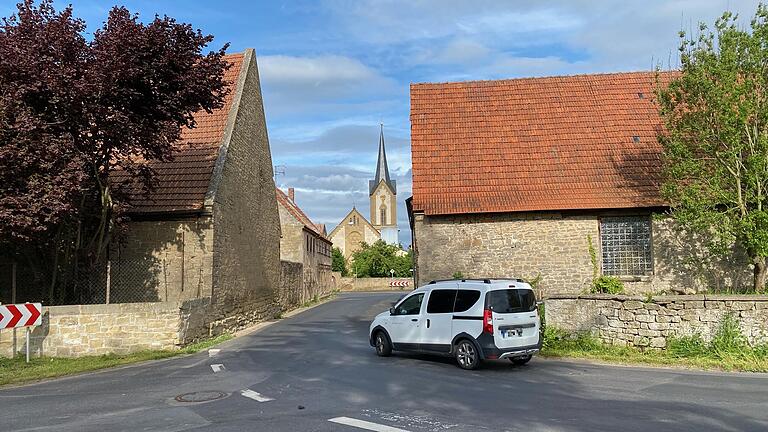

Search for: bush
xmin=710 ymin=313 xmax=749 ymax=358
xmin=591 ymin=275 xmax=625 ymax=294
xmin=667 ymin=334 xmax=707 ymax=358
xmin=452 ymin=271 xmax=465 ymax=279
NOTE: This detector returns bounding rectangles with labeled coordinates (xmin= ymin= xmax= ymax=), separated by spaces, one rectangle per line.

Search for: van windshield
xmin=486 ymin=289 xmax=536 ymax=313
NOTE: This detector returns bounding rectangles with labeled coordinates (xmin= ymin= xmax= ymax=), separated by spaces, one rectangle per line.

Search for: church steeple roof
xmin=369 ymin=124 xmax=397 ymax=195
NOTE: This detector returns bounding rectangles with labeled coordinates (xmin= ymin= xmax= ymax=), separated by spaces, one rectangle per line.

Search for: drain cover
xmin=175 ymin=391 xmax=227 ymax=403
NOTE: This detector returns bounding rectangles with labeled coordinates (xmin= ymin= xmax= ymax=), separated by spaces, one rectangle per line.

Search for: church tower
xmin=369 ymin=125 xmax=398 ymax=244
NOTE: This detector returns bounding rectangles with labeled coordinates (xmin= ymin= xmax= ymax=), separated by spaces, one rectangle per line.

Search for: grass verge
xmin=540 ymin=314 xmax=768 ymax=373
xmin=0 ymin=333 xmax=233 ymax=387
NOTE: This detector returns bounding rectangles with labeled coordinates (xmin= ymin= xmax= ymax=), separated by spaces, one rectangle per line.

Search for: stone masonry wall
xmin=413 ymin=212 xmax=597 ymax=296
xmin=0 ymin=302 xmax=181 ymax=357
xmin=413 ymin=211 xmax=750 ymax=296
xmin=339 ymin=277 xmax=413 ymax=292
xmin=209 ymin=49 xmax=281 ymax=332
xmin=546 ymin=294 xmax=768 ymax=349
xmin=112 ymin=217 xmax=214 ymax=302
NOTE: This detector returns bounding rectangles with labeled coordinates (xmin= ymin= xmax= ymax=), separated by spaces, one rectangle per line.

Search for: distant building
xmin=329 ymin=125 xmax=400 ymax=258
xmin=276 ymin=187 xmax=332 ymax=295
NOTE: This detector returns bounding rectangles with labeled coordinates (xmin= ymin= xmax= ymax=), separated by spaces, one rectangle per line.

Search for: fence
xmin=0 ymin=258 xmax=166 ymax=306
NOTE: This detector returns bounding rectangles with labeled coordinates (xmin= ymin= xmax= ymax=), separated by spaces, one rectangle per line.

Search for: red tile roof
xmin=119 ymin=53 xmax=245 ymax=214
xmin=410 ymin=71 xmax=672 ymax=216
xmin=276 ymin=187 xmax=330 ymax=241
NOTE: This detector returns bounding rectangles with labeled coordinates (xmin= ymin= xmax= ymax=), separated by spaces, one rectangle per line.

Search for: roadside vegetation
xmin=541 ymin=314 xmax=768 ymax=372
xmin=0 ymin=334 xmax=232 ymax=387
xmin=349 ymin=240 xmax=413 ymax=277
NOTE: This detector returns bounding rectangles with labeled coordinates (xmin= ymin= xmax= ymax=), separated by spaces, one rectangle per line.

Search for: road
xmin=0 ymin=292 xmax=766 ymax=432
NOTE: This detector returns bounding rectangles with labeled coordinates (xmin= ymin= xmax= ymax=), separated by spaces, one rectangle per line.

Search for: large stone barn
xmin=111 ymin=48 xmax=281 ymax=330
xmin=408 ymin=72 xmax=748 ymax=295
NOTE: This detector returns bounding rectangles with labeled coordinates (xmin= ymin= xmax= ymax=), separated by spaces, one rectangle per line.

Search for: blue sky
xmin=4 ymin=0 xmax=760 ymax=246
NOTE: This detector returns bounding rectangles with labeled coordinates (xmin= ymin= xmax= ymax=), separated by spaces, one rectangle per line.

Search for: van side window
xmin=395 ymin=293 xmax=424 ymax=315
xmin=427 ymin=289 xmax=457 ymax=314
xmin=453 ymin=290 xmax=481 ymax=313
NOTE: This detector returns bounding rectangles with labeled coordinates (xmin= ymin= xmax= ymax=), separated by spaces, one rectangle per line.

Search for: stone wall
xmin=277 ymin=260 xmax=336 ymax=311
xmin=339 ymin=277 xmax=413 ymax=292
xmin=412 ymin=210 xmax=750 ymax=296
xmin=112 ymin=217 xmax=214 ymax=303
xmin=546 ymin=294 xmax=768 ymax=348
xmin=0 ymin=302 xmax=181 ymax=357
xmin=209 ymin=49 xmax=281 ymax=330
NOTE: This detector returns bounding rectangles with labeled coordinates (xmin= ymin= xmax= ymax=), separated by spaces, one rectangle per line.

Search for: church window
xmin=380 ymin=207 xmax=386 ymax=225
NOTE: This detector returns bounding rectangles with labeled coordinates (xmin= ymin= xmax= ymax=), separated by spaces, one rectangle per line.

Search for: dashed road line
xmin=208 ymin=349 xmax=221 ymax=357
xmin=328 ymin=417 xmax=410 ymax=432
xmin=210 ymin=364 xmax=225 ymax=373
xmin=240 ymin=389 xmax=274 ymax=402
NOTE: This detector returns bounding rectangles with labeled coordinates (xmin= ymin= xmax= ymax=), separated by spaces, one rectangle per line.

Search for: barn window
xmin=600 ymin=216 xmax=653 ymax=276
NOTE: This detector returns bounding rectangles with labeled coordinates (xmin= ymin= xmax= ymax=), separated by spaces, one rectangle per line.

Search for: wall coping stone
xmin=546 ymin=293 xmax=768 ymax=302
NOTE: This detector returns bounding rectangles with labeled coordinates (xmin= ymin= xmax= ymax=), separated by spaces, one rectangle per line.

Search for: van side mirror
xmin=389 ymin=307 xmax=396 ymax=315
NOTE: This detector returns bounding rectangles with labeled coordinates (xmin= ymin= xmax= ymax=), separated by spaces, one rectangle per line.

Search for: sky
xmin=3 ymin=0 xmax=761 ymax=246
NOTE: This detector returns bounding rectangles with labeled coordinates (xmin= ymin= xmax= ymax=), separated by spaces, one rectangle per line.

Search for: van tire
xmin=374 ymin=331 xmax=392 ymax=357
xmin=510 ymin=355 xmax=532 ymax=365
xmin=455 ymin=339 xmax=480 ymax=370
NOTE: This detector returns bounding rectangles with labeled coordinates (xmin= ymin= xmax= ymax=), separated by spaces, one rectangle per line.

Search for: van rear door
xmin=486 ymin=288 xmax=539 ymax=349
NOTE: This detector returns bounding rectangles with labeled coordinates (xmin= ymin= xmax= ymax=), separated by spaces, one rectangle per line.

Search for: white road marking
xmin=240 ymin=389 xmax=274 ymax=402
xmin=328 ymin=417 xmax=410 ymax=432
xmin=208 ymin=349 xmax=220 ymax=357
xmin=210 ymin=364 xmax=225 ymax=373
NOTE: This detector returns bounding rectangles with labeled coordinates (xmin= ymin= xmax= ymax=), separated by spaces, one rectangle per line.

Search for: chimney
xmin=288 ymin=187 xmax=295 ymax=202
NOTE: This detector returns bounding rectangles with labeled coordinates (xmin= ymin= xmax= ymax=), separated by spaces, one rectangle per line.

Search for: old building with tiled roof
xmin=408 ymin=71 xmax=747 ymax=294
xmin=276 ymin=187 xmax=333 ymax=305
xmin=111 ymin=49 xmax=282 ymax=330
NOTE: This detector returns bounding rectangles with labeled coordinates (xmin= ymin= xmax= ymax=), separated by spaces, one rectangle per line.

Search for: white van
xmin=369 ymin=279 xmax=541 ymax=370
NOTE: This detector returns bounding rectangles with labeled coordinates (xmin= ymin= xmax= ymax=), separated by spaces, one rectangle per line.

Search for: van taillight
xmin=483 ymin=308 xmax=493 ymax=334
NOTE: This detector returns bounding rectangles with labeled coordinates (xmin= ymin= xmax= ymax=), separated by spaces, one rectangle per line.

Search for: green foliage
xmin=525 ymin=273 xmax=542 ymax=289
xmin=667 ymin=334 xmax=708 ymax=358
xmin=710 ymin=312 xmax=750 ymax=357
xmin=350 ymin=240 xmax=413 ymax=278
xmin=587 ymin=235 xmax=599 ymax=281
xmin=544 ymin=315 xmax=768 ymax=372
xmin=656 ymin=5 xmax=768 ymax=291
xmin=452 ymin=271 xmax=465 ymax=280
xmin=331 ymin=247 xmax=348 ymax=276
xmin=591 ymin=275 xmax=625 ymax=294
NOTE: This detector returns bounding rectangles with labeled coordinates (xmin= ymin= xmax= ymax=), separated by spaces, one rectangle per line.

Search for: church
xmin=329 ymin=126 xmax=399 ymax=259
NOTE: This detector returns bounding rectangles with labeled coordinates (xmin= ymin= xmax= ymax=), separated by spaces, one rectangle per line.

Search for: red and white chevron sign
xmin=389 ymin=280 xmax=410 ymax=287
xmin=0 ymin=303 xmax=42 ymax=329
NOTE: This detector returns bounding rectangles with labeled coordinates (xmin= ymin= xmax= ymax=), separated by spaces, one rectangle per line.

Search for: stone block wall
xmin=546 ymin=294 xmax=768 ymax=349
xmin=209 ymin=49 xmax=281 ymax=329
xmin=0 ymin=302 xmax=181 ymax=358
xmin=277 ymin=260 xmax=336 ymax=311
xmin=113 ymin=217 xmax=214 ymax=303
xmin=412 ymin=211 xmax=750 ymax=296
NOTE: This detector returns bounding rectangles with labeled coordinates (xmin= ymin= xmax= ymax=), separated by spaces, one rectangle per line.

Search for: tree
xmin=0 ymin=0 xmax=229 ymax=302
xmin=350 ymin=240 xmax=413 ymax=278
xmin=657 ymin=5 xmax=768 ymax=292
xmin=331 ymin=247 xmax=348 ymax=276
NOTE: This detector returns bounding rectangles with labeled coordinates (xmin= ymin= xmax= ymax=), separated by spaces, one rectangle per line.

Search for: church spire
xmin=374 ymin=123 xmax=391 ymax=187
xmin=370 ymin=124 xmax=396 ymax=195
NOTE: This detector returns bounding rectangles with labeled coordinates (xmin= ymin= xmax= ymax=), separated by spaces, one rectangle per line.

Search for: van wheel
xmin=374 ymin=331 xmax=392 ymax=357
xmin=510 ymin=355 xmax=532 ymax=366
xmin=455 ymin=340 xmax=480 ymax=370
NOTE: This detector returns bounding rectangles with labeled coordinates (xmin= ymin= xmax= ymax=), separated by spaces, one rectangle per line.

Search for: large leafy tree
xmin=350 ymin=240 xmax=413 ymax=278
xmin=657 ymin=5 xmax=768 ymax=292
xmin=331 ymin=247 xmax=348 ymax=276
xmin=0 ymin=1 xmax=229 ymax=302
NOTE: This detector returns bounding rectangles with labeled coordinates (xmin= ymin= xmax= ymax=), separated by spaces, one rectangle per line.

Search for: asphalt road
xmin=0 ymin=292 xmax=766 ymax=432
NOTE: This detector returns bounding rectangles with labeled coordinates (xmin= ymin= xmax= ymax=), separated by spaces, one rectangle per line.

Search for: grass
xmin=540 ymin=315 xmax=768 ymax=373
xmin=0 ymin=333 xmax=233 ymax=387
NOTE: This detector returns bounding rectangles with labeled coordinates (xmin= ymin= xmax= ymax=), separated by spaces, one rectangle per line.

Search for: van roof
xmin=418 ymin=279 xmax=533 ymax=291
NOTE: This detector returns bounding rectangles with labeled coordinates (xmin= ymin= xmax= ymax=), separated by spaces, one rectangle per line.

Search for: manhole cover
xmin=175 ymin=391 xmax=227 ymax=403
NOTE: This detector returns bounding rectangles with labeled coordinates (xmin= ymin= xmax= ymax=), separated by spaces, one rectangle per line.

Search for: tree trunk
xmin=753 ymin=256 xmax=767 ymax=293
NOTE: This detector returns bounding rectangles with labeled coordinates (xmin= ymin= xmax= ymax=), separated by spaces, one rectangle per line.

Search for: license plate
xmin=503 ymin=329 xmax=523 ymax=338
